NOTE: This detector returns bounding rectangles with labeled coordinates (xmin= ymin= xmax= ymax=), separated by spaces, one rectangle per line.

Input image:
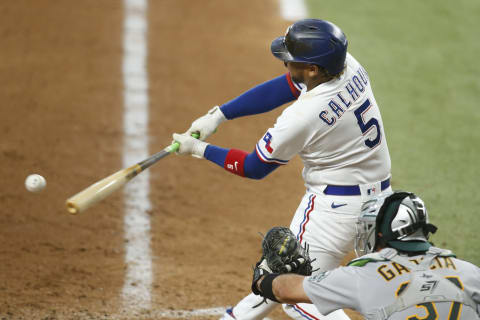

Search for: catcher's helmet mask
xmin=355 ymin=191 xmax=438 ymax=256
xmin=271 ymin=19 xmax=348 ymax=75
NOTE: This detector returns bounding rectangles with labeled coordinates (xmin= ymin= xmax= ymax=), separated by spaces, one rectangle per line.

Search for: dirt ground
xmin=0 ymin=1 xmax=361 ymax=319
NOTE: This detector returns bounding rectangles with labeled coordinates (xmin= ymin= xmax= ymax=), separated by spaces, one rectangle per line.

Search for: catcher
xmin=252 ymin=192 xmax=480 ymax=319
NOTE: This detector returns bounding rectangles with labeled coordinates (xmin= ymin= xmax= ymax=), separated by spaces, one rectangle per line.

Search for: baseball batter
xmin=173 ymin=19 xmax=392 ymax=320
xmin=252 ymin=192 xmax=480 ymax=319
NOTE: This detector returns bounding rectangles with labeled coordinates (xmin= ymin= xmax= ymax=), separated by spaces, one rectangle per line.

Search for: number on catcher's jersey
xmin=396 ymin=277 xmax=464 ymax=320
xmin=354 ymin=98 xmax=381 ymax=149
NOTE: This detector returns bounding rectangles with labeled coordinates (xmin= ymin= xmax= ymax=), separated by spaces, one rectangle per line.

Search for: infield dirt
xmin=0 ymin=1 xmax=360 ymax=319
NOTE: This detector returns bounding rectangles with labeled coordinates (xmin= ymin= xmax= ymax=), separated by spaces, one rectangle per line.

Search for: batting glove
xmin=172 ymin=133 xmax=209 ymax=158
xmin=186 ymin=106 xmax=227 ymax=141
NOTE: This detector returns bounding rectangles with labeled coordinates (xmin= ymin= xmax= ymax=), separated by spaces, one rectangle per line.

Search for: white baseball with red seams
xmin=25 ymin=174 xmax=47 ymax=193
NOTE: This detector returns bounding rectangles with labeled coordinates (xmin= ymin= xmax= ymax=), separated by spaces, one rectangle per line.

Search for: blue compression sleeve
xmin=219 ymin=74 xmax=299 ymax=120
xmin=204 ymin=145 xmax=279 ymax=179
xmin=204 ymin=145 xmax=229 ymax=167
xmin=244 ymin=151 xmax=280 ymax=179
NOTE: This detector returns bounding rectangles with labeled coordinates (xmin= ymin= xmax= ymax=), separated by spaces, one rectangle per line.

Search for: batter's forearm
xmin=219 ymin=74 xmax=299 ymax=119
xmin=203 ymin=145 xmax=279 ymax=179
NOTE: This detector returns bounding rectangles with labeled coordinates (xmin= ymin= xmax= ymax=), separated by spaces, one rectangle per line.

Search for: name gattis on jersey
xmin=377 ymin=257 xmax=457 ymax=282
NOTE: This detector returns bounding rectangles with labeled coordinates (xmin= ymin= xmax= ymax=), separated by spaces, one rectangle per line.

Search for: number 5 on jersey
xmin=355 ymin=98 xmax=381 ymax=149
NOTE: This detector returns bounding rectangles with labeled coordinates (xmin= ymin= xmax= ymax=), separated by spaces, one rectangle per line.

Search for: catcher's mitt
xmin=261 ymin=226 xmax=312 ymax=274
xmin=251 ymin=227 xmax=313 ymax=301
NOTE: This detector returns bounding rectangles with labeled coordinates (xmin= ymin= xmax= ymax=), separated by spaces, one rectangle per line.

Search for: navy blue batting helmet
xmin=271 ymin=19 xmax=348 ymax=75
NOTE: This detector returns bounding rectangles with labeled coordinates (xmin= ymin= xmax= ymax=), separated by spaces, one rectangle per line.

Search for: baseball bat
xmin=66 ymin=134 xmax=198 ymax=215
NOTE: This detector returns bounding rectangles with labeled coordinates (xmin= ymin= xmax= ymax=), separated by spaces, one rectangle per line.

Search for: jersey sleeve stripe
xmin=255 ymin=144 xmax=288 ymax=165
xmin=285 ymin=73 xmax=301 ymax=98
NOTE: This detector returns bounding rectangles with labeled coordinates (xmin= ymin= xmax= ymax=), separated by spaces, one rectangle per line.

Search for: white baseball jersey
xmin=303 ymin=249 xmax=480 ymax=319
xmin=255 ymin=53 xmax=391 ymax=193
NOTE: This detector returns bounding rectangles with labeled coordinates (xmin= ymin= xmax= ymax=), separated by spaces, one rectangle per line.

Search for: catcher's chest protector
xmin=365 ymin=247 xmax=478 ymax=320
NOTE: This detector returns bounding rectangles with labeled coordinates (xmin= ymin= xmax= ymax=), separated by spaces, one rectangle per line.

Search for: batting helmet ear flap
xmin=373 ymin=192 xmax=412 ymax=251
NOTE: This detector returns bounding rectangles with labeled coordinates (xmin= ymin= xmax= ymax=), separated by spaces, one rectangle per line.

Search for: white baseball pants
xmin=221 ymin=184 xmax=391 ymax=320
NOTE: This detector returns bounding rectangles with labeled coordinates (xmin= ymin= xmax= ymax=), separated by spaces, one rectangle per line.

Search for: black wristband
xmin=259 ymin=273 xmax=281 ymax=303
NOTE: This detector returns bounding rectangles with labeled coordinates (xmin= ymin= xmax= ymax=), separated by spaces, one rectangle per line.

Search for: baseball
xmin=25 ymin=174 xmax=47 ymax=193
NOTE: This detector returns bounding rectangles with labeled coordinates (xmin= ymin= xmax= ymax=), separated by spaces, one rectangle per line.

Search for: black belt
xmin=323 ymin=178 xmax=390 ymax=196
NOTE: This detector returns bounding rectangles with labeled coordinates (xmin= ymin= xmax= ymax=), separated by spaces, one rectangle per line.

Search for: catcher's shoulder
xmin=346 ymin=247 xmax=457 ymax=267
xmin=347 ymin=252 xmax=388 ymax=267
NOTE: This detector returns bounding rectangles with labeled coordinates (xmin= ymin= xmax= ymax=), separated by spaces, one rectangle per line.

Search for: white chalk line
xmin=120 ymin=0 xmax=293 ymax=317
xmin=279 ymin=0 xmax=307 ymax=21
xmin=121 ymin=1 xmax=230 ymax=317
xmin=122 ymin=0 xmax=153 ymax=312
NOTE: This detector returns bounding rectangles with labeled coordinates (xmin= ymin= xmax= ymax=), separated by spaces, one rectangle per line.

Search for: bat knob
xmin=66 ymin=201 xmax=79 ymax=215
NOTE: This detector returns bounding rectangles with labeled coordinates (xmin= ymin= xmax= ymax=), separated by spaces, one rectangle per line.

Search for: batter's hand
xmin=186 ymin=106 xmax=227 ymax=141
xmin=172 ymin=133 xmax=209 ymax=158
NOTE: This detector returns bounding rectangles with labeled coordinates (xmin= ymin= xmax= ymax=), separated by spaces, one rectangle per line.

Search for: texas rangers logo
xmin=367 ymin=187 xmax=376 ymax=195
xmin=263 ymin=132 xmax=274 ymax=153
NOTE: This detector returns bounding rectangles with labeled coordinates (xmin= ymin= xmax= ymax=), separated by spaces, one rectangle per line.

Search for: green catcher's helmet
xmin=355 ymin=191 xmax=438 ymax=256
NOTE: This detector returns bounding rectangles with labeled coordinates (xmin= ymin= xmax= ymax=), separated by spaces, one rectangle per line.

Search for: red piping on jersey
xmin=255 ymin=145 xmax=287 ymax=165
xmin=293 ymin=304 xmax=321 ymax=320
xmin=298 ymin=195 xmax=316 ymax=244
xmin=255 ymin=147 xmax=268 ymax=164
xmin=224 ymin=149 xmax=247 ymax=177
xmin=286 ymin=73 xmax=301 ymax=98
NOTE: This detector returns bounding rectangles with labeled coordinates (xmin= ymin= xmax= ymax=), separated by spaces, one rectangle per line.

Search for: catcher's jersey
xmin=303 ymin=253 xmax=480 ymax=319
xmin=256 ymin=53 xmax=391 ymax=191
